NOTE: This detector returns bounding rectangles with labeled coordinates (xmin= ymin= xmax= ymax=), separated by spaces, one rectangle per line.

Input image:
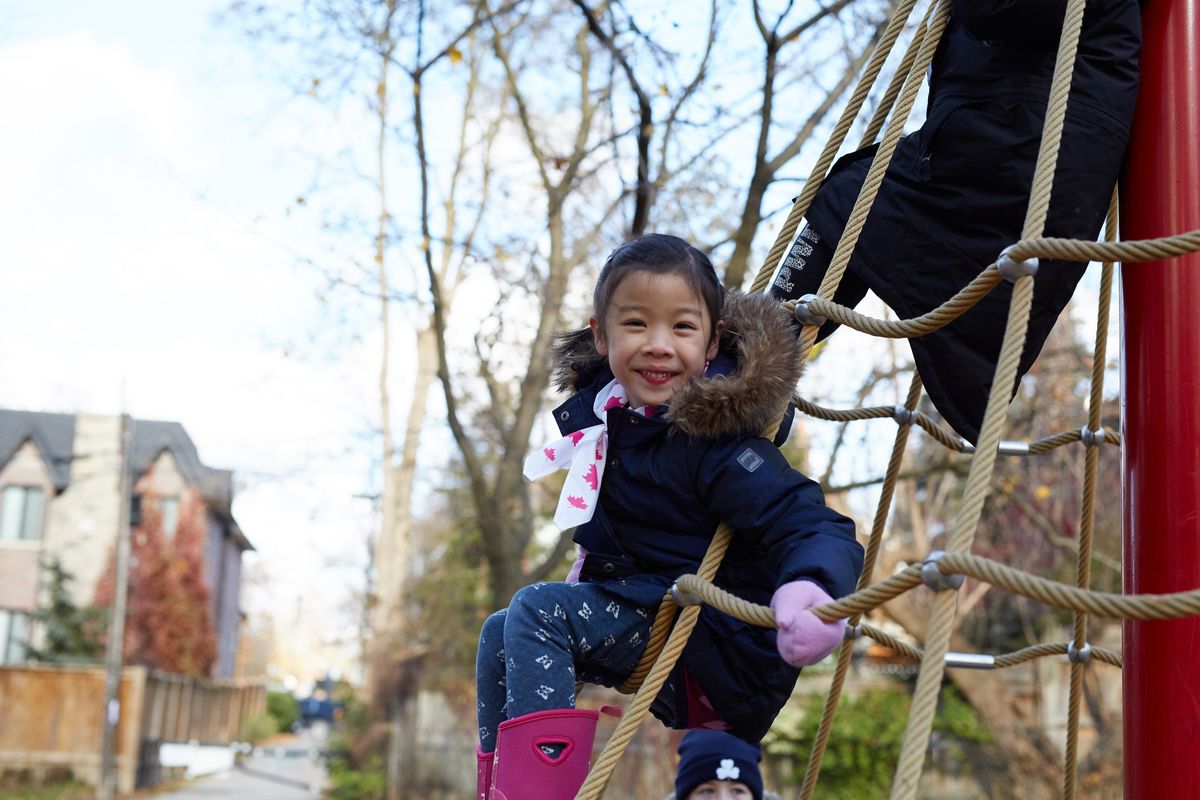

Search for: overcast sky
xmin=0 ymin=0 xmax=394 ymax=680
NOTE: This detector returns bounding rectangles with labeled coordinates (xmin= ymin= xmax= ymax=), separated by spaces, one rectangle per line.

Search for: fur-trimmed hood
xmin=550 ymin=290 xmax=803 ymax=439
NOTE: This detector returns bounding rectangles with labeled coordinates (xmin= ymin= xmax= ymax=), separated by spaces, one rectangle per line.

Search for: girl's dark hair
xmin=593 ymin=234 xmax=723 ymax=337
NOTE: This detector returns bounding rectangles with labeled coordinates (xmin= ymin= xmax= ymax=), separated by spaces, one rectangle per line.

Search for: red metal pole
xmin=1121 ymin=2 xmax=1200 ymax=797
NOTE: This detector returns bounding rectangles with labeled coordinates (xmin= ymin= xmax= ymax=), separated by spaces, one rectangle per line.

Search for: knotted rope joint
xmin=921 ymin=550 xmax=965 ymax=592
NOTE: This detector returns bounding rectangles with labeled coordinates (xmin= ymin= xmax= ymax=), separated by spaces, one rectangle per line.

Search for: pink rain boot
xmin=476 ymin=748 xmax=495 ymax=800
xmin=490 ymin=707 xmax=620 ymax=800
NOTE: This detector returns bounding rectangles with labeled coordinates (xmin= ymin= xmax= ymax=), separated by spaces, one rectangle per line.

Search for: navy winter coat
xmin=548 ymin=291 xmax=863 ymax=741
xmin=770 ymin=0 xmax=1141 ymax=443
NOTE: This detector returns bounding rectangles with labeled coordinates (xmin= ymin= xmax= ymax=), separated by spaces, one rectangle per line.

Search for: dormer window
xmin=0 ymin=485 xmax=44 ymax=541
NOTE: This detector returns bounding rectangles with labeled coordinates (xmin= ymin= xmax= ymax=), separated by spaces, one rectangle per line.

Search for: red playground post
xmin=1121 ymin=1 xmax=1200 ymax=796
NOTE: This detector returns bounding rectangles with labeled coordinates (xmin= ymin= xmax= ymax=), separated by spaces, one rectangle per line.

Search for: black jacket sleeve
xmin=694 ymin=436 xmax=863 ymax=599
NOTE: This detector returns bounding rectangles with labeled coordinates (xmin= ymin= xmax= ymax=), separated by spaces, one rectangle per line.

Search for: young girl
xmin=475 ymin=234 xmax=863 ymax=800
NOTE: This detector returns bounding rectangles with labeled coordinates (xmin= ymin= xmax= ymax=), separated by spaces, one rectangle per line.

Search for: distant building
xmin=0 ymin=410 xmax=253 ymax=678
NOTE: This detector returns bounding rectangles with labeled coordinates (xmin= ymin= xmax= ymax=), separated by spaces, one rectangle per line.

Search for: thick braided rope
xmin=675 ymin=568 xmax=922 ymax=623
xmin=1010 ymin=229 xmax=1200 ymax=263
xmin=575 ymin=521 xmax=735 ymax=798
xmin=783 ymin=225 xmax=1200 ymax=345
xmin=671 ymin=575 xmax=1133 ymax=667
xmin=992 ymin=641 xmax=1121 ymax=669
xmin=1026 ymin=430 xmax=1083 ymax=455
xmin=674 ymin=553 xmax=1200 ymax=644
xmin=793 ymin=398 xmax=895 ymax=422
xmin=851 ymin=638 xmax=1123 ymax=670
xmin=794 ymin=395 xmax=1117 ymax=457
xmin=794 ymin=0 xmax=949 ymax=367
xmin=750 ymin=0 xmax=923 ymax=295
xmin=856 ymin=9 xmax=929 ymax=150
xmin=652 ymin=576 xmax=1126 ymax=666
xmin=934 ymin=552 xmax=1200 ymax=620
xmin=858 ymin=623 xmax=924 ymax=661
xmin=890 ymin=1 xmax=1088 ymax=792
xmin=1063 ymin=193 xmax=1117 ymax=800
xmin=910 ymin=413 xmax=968 ymax=451
xmin=615 ymin=594 xmax=678 ymax=693
xmin=799 ymin=265 xmax=1003 ymax=338
xmin=798 ymin=374 xmax=924 ymax=800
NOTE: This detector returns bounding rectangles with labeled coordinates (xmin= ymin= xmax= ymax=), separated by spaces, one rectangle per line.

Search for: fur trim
xmin=549 ymin=291 xmax=803 ymax=438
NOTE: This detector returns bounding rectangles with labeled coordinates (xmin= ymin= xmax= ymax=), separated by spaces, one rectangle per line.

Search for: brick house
xmin=0 ymin=410 xmax=253 ymax=678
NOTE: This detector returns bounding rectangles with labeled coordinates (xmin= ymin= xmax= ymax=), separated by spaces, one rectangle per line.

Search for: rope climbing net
xmin=575 ymin=1 xmax=1200 ymax=797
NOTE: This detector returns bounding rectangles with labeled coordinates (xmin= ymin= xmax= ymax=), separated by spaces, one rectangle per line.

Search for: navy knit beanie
xmin=674 ymin=730 xmax=763 ymax=800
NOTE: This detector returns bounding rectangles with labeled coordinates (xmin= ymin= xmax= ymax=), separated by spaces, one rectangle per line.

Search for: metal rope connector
xmin=845 ymin=623 xmax=864 ymax=642
xmin=1067 ymin=641 xmax=1093 ymax=664
xmin=794 ymin=293 xmax=828 ymax=327
xmin=670 ymin=582 xmax=702 ymax=607
xmin=944 ymin=652 xmax=995 ymax=670
xmin=892 ymin=405 xmax=916 ymax=426
xmin=1080 ymin=426 xmax=1107 ymax=447
xmin=998 ymin=440 xmax=1031 ymax=456
xmin=997 ymin=244 xmax=1040 ymax=282
xmin=921 ymin=550 xmax=964 ymax=593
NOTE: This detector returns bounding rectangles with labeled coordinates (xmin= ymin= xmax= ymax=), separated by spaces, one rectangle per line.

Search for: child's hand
xmin=771 ymin=580 xmax=846 ymax=667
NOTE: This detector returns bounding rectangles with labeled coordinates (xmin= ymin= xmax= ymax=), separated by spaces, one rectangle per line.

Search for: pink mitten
xmin=771 ymin=580 xmax=846 ymax=667
xmin=565 ymin=547 xmax=589 ymax=583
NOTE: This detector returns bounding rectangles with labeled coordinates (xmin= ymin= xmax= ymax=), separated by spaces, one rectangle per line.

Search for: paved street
xmin=152 ymin=732 xmax=327 ymax=800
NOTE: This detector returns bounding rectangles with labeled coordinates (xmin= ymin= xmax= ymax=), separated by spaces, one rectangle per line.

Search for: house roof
xmin=0 ymin=409 xmax=76 ymax=491
xmin=0 ymin=409 xmax=253 ymax=552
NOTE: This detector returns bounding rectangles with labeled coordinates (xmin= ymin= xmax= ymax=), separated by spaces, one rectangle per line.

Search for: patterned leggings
xmin=475 ymin=582 xmax=654 ymax=751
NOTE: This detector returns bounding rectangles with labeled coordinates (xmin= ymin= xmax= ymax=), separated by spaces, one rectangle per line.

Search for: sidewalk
xmin=149 ymin=731 xmax=326 ymax=800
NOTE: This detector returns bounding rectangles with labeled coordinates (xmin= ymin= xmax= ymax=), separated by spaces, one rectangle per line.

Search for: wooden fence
xmin=0 ymin=664 xmax=265 ymax=792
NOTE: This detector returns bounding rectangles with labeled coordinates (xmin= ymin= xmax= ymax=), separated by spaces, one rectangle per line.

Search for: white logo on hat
xmin=716 ymin=758 xmax=740 ymax=780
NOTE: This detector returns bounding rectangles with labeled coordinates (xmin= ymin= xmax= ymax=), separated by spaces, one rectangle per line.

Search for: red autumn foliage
xmin=95 ymin=489 xmax=216 ymax=678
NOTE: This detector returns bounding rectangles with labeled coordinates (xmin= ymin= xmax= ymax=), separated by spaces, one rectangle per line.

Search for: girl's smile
xmin=590 ymin=270 xmax=723 ymax=409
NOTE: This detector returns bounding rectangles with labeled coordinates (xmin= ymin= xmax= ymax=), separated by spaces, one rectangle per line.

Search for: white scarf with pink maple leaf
xmin=523 ymin=379 xmax=653 ymax=530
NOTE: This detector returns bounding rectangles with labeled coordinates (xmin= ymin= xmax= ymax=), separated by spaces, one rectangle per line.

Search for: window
xmin=0 ymin=609 xmax=30 ymax=664
xmin=159 ymin=496 xmax=180 ymax=538
xmin=0 ymin=485 xmax=44 ymax=541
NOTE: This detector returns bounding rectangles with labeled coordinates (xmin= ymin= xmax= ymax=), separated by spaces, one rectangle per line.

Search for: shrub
xmin=325 ymin=753 xmax=387 ymax=800
xmin=239 ymin=712 xmax=279 ymax=744
xmin=267 ymin=690 xmax=300 ymax=732
xmin=765 ymin=686 xmax=991 ymax=799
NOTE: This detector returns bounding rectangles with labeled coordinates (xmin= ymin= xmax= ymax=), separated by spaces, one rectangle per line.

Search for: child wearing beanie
xmin=669 ymin=730 xmax=781 ymax=800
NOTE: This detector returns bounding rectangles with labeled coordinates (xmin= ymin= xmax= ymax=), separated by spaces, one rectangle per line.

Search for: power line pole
xmin=99 ymin=414 xmax=134 ymax=800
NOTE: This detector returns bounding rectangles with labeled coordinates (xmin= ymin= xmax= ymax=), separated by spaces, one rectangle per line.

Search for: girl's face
xmin=686 ymin=780 xmax=754 ymax=799
xmin=590 ymin=269 xmax=722 ymax=409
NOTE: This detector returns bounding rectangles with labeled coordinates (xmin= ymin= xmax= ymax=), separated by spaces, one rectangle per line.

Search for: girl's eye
xmin=621 ymin=319 xmax=645 ymax=328
xmin=675 ymin=321 xmax=697 ymax=331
